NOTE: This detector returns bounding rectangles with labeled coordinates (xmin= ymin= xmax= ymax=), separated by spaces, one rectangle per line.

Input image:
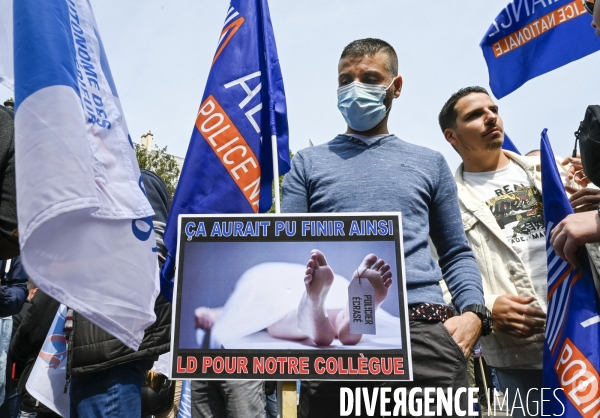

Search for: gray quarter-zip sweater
xmin=282 ymin=134 xmax=484 ymax=311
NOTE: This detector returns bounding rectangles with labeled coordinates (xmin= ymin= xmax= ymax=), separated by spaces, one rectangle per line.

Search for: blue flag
xmin=160 ymin=0 xmax=290 ymax=300
xmin=481 ymin=0 xmax=600 ymax=98
xmin=177 ymin=381 xmax=192 ymax=418
xmin=502 ymin=132 xmax=521 ymax=154
xmin=541 ymin=129 xmax=600 ymax=416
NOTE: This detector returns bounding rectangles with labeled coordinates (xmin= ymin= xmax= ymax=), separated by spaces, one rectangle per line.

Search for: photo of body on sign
xmin=170 ymin=213 xmax=411 ymax=381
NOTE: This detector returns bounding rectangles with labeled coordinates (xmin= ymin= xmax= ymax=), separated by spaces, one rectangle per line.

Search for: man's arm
xmin=550 ymin=211 xmax=600 ymax=266
xmin=565 ymin=186 xmax=600 ymax=213
xmin=491 ymin=295 xmax=546 ymax=337
xmin=281 ymin=152 xmax=309 ymax=213
xmin=0 ymin=281 xmax=26 ymax=318
xmin=429 ymin=154 xmax=484 ymax=357
xmin=8 ymin=291 xmax=60 ymax=364
xmin=549 ymin=158 xmax=600 ymax=266
xmin=0 ymin=257 xmax=29 ymax=317
xmin=429 ymin=155 xmax=484 ymax=310
xmin=561 ymin=156 xmax=590 ymax=188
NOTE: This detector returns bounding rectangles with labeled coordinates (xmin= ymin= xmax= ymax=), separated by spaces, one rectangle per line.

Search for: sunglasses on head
xmin=584 ymin=0 xmax=595 ymax=14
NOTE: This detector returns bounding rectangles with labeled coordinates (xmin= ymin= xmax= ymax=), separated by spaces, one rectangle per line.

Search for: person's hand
xmin=492 ymin=295 xmax=546 ymax=338
xmin=565 ymin=186 xmax=600 ymax=213
xmin=550 ymin=211 xmax=600 ymax=266
xmin=443 ymin=312 xmax=481 ymax=358
xmin=562 ymin=156 xmax=591 ymax=187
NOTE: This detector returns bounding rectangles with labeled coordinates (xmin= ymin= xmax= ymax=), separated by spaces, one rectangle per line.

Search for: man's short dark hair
xmin=438 ymin=86 xmax=490 ymax=132
xmin=340 ymin=38 xmax=398 ymax=78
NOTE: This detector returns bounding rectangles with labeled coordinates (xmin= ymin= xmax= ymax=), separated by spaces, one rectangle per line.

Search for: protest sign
xmin=170 ymin=213 xmax=411 ymax=381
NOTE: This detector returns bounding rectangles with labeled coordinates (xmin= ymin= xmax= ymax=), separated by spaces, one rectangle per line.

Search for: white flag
xmin=26 ymin=305 xmax=70 ymax=417
xmin=8 ymin=0 xmax=159 ymax=349
xmin=0 ymin=0 xmax=13 ymax=90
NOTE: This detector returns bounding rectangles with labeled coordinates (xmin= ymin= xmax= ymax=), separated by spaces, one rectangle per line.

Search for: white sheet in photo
xmin=207 ymin=262 xmax=402 ymax=350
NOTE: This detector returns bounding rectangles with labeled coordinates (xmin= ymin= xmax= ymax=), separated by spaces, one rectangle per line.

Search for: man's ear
xmin=444 ymin=128 xmax=458 ymax=147
xmin=392 ymin=76 xmax=403 ymax=98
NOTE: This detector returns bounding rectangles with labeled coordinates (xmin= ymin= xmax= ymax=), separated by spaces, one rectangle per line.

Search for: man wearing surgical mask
xmin=282 ymin=38 xmax=488 ymax=417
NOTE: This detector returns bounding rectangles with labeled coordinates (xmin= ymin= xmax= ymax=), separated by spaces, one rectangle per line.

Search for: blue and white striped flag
xmin=0 ymin=0 xmax=159 ymax=349
xmin=541 ymin=129 xmax=600 ymax=416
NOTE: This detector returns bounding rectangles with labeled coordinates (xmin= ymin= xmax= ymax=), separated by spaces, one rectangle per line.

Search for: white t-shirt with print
xmin=463 ymin=160 xmax=547 ymax=311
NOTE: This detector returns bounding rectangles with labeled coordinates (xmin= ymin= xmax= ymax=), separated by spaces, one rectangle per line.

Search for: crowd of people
xmin=0 ymin=5 xmax=600 ymax=418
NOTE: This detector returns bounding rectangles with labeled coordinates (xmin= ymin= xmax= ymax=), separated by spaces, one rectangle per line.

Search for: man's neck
xmin=345 ymin=116 xmax=390 ymax=136
xmin=462 ymin=150 xmax=511 ymax=173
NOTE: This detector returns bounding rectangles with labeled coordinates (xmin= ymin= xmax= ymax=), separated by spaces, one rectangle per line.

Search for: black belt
xmin=409 ymin=303 xmax=454 ymax=323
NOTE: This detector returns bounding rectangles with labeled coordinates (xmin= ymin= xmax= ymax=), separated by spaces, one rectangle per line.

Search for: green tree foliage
xmin=267 ymin=149 xmax=294 ymax=213
xmin=135 ymin=143 xmax=181 ymax=198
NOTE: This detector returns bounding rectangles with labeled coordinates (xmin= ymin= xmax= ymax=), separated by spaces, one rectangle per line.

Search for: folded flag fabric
xmin=3 ymin=0 xmax=159 ymax=349
xmin=0 ymin=0 xmax=13 ymax=90
xmin=481 ymin=0 xmax=600 ymax=98
xmin=160 ymin=0 xmax=290 ymax=300
xmin=540 ymin=129 xmax=600 ymax=416
xmin=26 ymin=304 xmax=70 ymax=417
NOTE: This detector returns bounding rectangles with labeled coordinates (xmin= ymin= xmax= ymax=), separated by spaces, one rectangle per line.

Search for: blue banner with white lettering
xmin=481 ymin=0 xmax=600 ymax=98
xmin=160 ymin=0 xmax=290 ymax=300
xmin=541 ymin=129 xmax=600 ymax=416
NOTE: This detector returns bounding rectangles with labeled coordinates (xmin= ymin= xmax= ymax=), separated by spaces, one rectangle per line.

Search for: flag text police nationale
xmin=160 ymin=0 xmax=290 ymax=300
xmin=481 ymin=0 xmax=600 ymax=98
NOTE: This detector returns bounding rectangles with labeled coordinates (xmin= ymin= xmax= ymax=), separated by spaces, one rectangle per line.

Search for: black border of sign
xmin=169 ymin=212 xmax=412 ymax=381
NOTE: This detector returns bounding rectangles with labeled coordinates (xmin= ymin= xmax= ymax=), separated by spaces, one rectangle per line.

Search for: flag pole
xmin=272 ymin=133 xmax=297 ymax=417
xmin=271 ymin=134 xmax=281 ymax=214
xmin=273 ymin=132 xmax=282 ymax=416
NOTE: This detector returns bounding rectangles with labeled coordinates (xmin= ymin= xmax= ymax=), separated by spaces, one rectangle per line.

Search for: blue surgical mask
xmin=337 ymin=80 xmax=394 ymax=132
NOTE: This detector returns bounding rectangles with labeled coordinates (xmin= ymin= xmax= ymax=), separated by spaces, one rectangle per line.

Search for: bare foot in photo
xmin=296 ymin=249 xmax=336 ymax=346
xmin=335 ymin=253 xmax=393 ymax=345
xmin=194 ymin=307 xmax=222 ymax=331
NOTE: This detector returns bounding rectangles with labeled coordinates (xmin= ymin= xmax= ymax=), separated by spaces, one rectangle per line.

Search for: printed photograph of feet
xmin=177 ymin=241 xmax=405 ymax=351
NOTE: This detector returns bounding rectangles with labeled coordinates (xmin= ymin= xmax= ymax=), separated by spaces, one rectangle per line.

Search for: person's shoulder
xmin=387 ymin=136 xmax=446 ymax=165
xmin=507 ymin=152 xmax=545 ymax=174
xmin=506 ymin=150 xmax=544 ymax=163
xmin=0 ymin=105 xmax=13 ymax=119
xmin=389 ymin=135 xmax=441 ymax=154
xmin=293 ymin=135 xmax=347 ymax=159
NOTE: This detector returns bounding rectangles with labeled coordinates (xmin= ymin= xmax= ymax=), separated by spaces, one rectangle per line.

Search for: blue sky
xmin=2 ymin=0 xmax=599 ymax=171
